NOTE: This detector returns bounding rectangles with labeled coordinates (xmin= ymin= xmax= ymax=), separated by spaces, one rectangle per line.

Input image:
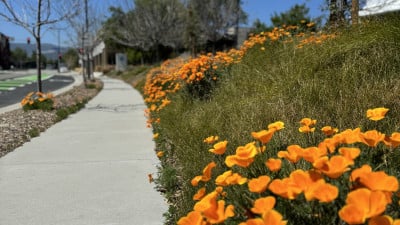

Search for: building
xmin=359 ymin=0 xmax=400 ymax=16
xmin=0 ymin=32 xmax=11 ymax=70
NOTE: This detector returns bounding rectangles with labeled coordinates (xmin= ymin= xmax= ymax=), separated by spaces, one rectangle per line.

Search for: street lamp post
xmin=57 ymin=29 xmax=60 ymax=72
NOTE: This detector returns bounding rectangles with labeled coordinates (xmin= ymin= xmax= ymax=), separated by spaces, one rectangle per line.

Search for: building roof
xmin=359 ymin=0 xmax=400 ymax=16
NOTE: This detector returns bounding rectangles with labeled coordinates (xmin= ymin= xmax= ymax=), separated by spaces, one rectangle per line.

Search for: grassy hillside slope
xmin=144 ymin=14 xmax=400 ymax=225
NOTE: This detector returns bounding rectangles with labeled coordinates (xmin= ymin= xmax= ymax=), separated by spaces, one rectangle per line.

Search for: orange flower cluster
xmin=178 ymin=188 xmax=235 ymax=225
xmin=298 ymin=117 xmax=317 ymax=133
xmin=296 ymin=33 xmax=337 ymax=49
xmin=20 ymin=91 xmax=54 ymax=106
xmin=143 ymin=23 xmax=334 ymax=131
xmin=177 ymin=108 xmax=400 ymax=224
xmin=203 ymin=135 xmax=219 ymax=144
xmin=144 ymin=58 xmax=184 ymax=110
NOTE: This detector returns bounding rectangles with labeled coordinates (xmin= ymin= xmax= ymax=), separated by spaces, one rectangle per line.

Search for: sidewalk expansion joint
xmin=85 ymin=103 xmax=146 ymax=112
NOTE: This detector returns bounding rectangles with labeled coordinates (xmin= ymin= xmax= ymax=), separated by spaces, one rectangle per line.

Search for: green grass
xmin=149 ymin=14 xmax=400 ymax=225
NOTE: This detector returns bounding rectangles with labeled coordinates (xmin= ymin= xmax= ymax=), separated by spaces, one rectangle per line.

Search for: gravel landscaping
xmin=0 ymin=79 xmax=103 ymax=158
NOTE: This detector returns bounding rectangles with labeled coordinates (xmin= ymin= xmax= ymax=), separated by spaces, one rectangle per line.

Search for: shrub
xmin=21 ymin=92 xmax=54 ymax=111
xmin=28 ymin=127 xmax=40 ymax=138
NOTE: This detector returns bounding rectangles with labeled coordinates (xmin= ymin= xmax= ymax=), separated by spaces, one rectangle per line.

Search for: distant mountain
xmin=10 ymin=43 xmax=70 ymax=61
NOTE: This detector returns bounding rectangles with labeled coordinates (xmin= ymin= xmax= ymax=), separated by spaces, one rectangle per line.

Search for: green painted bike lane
xmin=0 ymin=74 xmax=52 ymax=91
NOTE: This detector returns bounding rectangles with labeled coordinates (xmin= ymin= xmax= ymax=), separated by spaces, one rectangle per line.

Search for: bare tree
xmin=64 ymin=0 xmax=105 ymax=82
xmin=0 ymin=0 xmax=80 ymax=92
xmin=102 ymin=0 xmax=186 ymax=61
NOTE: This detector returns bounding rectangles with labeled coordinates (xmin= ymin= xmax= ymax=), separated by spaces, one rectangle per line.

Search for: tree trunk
xmin=86 ymin=51 xmax=91 ymax=80
xmin=329 ymin=0 xmax=339 ymax=27
xmin=328 ymin=0 xmax=347 ymax=28
xmin=352 ymin=0 xmax=359 ymax=25
xmin=36 ymin=36 xmax=42 ymax=92
xmin=36 ymin=0 xmax=42 ymax=92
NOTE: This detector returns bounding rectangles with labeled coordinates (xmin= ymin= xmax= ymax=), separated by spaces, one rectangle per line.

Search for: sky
xmin=0 ymin=0 xmax=327 ymax=48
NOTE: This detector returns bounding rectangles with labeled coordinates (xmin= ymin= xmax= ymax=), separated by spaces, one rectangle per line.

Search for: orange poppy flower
xmin=338 ymin=128 xmax=362 ymax=145
xmin=268 ymin=121 xmax=285 ymax=131
xmin=313 ymin=155 xmax=353 ymax=179
xmin=268 ymin=177 xmax=303 ymax=200
xmin=289 ymin=170 xmax=320 ymax=189
xmin=215 ymin=170 xmax=247 ymax=186
xmin=366 ymin=107 xmax=389 ymax=121
xmin=300 ymin=118 xmax=317 ymax=126
xmin=384 ymin=132 xmax=400 ymax=148
xmin=193 ymin=187 xmax=207 ymax=201
xmin=225 ymin=142 xmax=258 ymax=168
xmin=239 ymin=209 xmax=287 ymax=225
xmin=301 ymin=146 xmax=327 ymax=163
xmin=350 ymin=164 xmax=372 ymax=182
xmin=194 ymin=191 xmax=235 ymax=224
xmin=191 ymin=161 xmax=217 ymax=186
xmin=156 ymin=151 xmax=164 ymax=158
xmin=351 ymin=165 xmax=399 ymax=193
xmin=338 ymin=147 xmax=361 ymax=162
xmin=290 ymin=169 xmax=337 ymax=202
xmin=214 ymin=186 xmax=226 ymax=196
xmin=150 ymin=104 xmax=157 ymax=111
xmin=359 ymin=130 xmax=385 ymax=147
xmin=321 ymin=126 xmax=338 ymax=136
xmin=20 ymin=98 xmax=28 ymax=106
xmin=303 ymin=178 xmax=338 ymax=202
xmin=251 ymin=196 xmax=276 ymax=215
xmin=318 ymin=137 xmax=340 ymax=154
xmin=209 ymin=140 xmax=228 ymax=155
xmin=299 ymin=125 xmax=315 ymax=133
xmin=277 ymin=145 xmax=303 ymax=163
xmin=177 ymin=211 xmax=205 ymax=225
xmin=204 ymin=135 xmax=219 ymax=144
xmin=339 ymin=188 xmax=389 ymax=224
xmin=248 ymin=175 xmax=271 ymax=193
xmin=265 ymin=158 xmax=282 ymax=172
xmin=251 ymin=129 xmax=275 ymax=144
xmin=368 ymin=215 xmax=399 ymax=225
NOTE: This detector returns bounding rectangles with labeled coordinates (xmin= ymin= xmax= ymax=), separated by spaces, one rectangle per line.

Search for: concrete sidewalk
xmin=0 ymin=76 xmax=168 ymax=225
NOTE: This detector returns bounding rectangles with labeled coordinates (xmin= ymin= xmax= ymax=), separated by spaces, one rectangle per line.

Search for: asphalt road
xmin=0 ymin=75 xmax=74 ymax=108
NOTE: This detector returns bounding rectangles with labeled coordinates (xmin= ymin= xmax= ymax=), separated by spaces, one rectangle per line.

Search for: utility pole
xmin=85 ymin=0 xmax=91 ymax=80
xmin=235 ymin=0 xmax=240 ymax=49
xmin=81 ymin=26 xmax=86 ymax=84
xmin=58 ymin=29 xmax=60 ymax=73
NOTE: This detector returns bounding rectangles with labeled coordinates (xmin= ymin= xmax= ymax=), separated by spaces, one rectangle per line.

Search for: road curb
xmin=0 ymin=71 xmax=93 ymax=115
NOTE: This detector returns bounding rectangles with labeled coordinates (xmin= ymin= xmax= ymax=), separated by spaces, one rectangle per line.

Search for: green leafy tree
xmin=270 ymin=4 xmax=312 ymax=27
xmin=250 ymin=18 xmax=269 ymax=34
xmin=30 ymin=51 xmax=47 ymax=68
xmin=11 ymin=47 xmax=27 ymax=68
xmin=63 ymin=48 xmax=79 ymax=69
